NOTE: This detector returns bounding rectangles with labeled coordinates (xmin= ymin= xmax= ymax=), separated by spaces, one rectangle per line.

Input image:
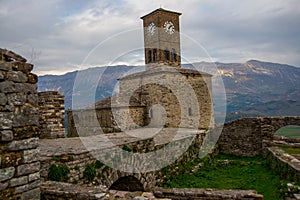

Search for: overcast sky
xmin=1 ymin=0 xmax=300 ymax=75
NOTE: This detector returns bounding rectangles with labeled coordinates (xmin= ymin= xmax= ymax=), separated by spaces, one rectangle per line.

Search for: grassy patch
xmin=275 ymin=125 xmax=300 ymax=138
xmin=280 ymin=146 xmax=300 ymax=155
xmin=164 ymin=154 xmax=285 ymax=200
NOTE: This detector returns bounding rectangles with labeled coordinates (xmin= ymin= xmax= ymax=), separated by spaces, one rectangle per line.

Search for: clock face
xmin=147 ymin=22 xmax=156 ymax=36
xmin=164 ymin=21 xmax=175 ymax=35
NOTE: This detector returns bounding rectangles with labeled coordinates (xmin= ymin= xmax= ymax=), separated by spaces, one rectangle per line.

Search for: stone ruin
xmin=0 ymin=48 xmax=40 ymax=199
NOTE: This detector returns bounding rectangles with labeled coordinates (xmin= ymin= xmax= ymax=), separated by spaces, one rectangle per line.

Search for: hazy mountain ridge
xmin=38 ymin=60 xmax=300 ymax=122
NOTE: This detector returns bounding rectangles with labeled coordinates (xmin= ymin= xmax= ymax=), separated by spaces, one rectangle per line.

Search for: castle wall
xmin=119 ymin=70 xmax=214 ymax=130
xmin=218 ymin=116 xmax=300 ymax=157
xmin=0 ymin=49 xmax=40 ymax=200
xmin=38 ymin=91 xmax=65 ymax=139
xmin=67 ymin=106 xmax=146 ymax=137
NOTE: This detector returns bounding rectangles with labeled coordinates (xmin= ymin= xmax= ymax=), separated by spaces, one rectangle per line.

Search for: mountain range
xmin=37 ymin=60 xmax=300 ymax=122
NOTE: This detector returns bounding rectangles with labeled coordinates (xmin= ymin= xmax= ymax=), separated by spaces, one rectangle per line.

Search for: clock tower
xmin=141 ymin=8 xmax=181 ymax=69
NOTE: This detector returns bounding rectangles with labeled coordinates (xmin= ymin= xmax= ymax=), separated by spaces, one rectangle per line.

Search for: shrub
xmin=83 ymin=164 xmax=96 ymax=181
xmin=48 ymin=164 xmax=70 ymax=182
xmin=95 ymin=160 xmax=104 ymax=169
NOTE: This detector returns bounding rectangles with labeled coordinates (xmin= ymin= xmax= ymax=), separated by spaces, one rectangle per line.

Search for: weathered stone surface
xmin=1 ymin=152 xmax=22 ymax=168
xmin=0 ymin=71 xmax=4 ymax=80
xmin=1 ymin=130 xmax=13 ymax=141
xmin=0 ymin=48 xmax=40 ymax=200
xmin=0 ymin=92 xmax=7 ymax=105
xmin=7 ymin=71 xmax=28 ymax=83
xmin=12 ymin=106 xmax=39 ymax=127
xmin=0 ymin=182 xmax=8 ymax=190
xmin=0 ymin=81 xmax=15 ymax=93
xmin=21 ymin=187 xmax=40 ymax=200
xmin=8 ymin=138 xmax=39 ymax=151
xmin=15 ymin=83 xmax=37 ymax=94
xmin=11 ymin=62 xmax=33 ymax=74
xmin=0 ymin=62 xmax=12 ymax=71
xmin=27 ymin=73 xmax=38 ymax=84
xmin=16 ymin=162 xmax=40 ymax=176
xmin=7 ymin=93 xmax=26 ymax=106
xmin=0 ymin=49 xmax=27 ymax=63
xmin=38 ymin=91 xmax=65 ymax=139
xmin=9 ymin=176 xmax=28 ymax=187
xmin=0 ymin=112 xmax=13 ymax=129
xmin=15 ymin=180 xmax=39 ymax=193
xmin=23 ymin=149 xmax=39 ymax=163
xmin=28 ymin=172 xmax=39 ymax=182
xmin=0 ymin=167 xmax=15 ymax=182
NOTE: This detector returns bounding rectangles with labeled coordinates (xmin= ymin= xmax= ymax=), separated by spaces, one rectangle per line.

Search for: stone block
xmin=7 ymin=93 xmax=26 ymax=106
xmin=9 ymin=176 xmax=28 ymax=187
xmin=11 ymin=62 xmax=33 ymax=74
xmin=0 ymin=62 xmax=12 ymax=71
xmin=15 ymin=180 xmax=39 ymax=194
xmin=7 ymin=71 xmax=28 ymax=83
xmin=1 ymin=130 xmax=13 ymax=141
xmin=13 ymin=106 xmax=39 ymax=127
xmin=16 ymin=162 xmax=40 ymax=176
xmin=21 ymin=187 xmax=40 ymax=200
xmin=28 ymin=172 xmax=39 ymax=182
xmin=0 ymin=167 xmax=15 ymax=182
xmin=0 ymin=71 xmax=4 ymax=80
xmin=0 ymin=92 xmax=7 ymax=105
xmin=8 ymin=138 xmax=39 ymax=151
xmin=0 ymin=112 xmax=13 ymax=129
xmin=23 ymin=149 xmax=39 ymax=163
xmin=12 ymin=126 xmax=39 ymax=140
xmin=1 ymin=152 xmax=22 ymax=168
xmin=0 ymin=81 xmax=15 ymax=93
xmin=27 ymin=93 xmax=38 ymax=105
xmin=15 ymin=83 xmax=37 ymax=94
xmin=0 ymin=182 xmax=8 ymax=190
xmin=27 ymin=73 xmax=38 ymax=84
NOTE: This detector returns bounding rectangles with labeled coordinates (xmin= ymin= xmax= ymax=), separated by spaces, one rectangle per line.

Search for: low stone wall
xmin=41 ymin=182 xmax=264 ymax=200
xmin=67 ymin=106 xmax=146 ymax=137
xmin=263 ymin=146 xmax=300 ymax=182
xmin=217 ymin=117 xmax=300 ymax=157
xmin=0 ymin=48 xmax=40 ymax=199
xmin=153 ymin=188 xmax=263 ymax=200
xmin=39 ymin=128 xmax=206 ymax=190
xmin=38 ymin=91 xmax=65 ymax=139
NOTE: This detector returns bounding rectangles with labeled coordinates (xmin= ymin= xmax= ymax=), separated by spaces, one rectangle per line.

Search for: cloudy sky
xmin=1 ymin=0 xmax=299 ymax=75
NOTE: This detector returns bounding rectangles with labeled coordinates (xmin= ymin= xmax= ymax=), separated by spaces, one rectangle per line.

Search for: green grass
xmin=164 ymin=154 xmax=286 ymax=200
xmin=280 ymin=146 xmax=300 ymax=155
xmin=275 ymin=125 xmax=300 ymax=138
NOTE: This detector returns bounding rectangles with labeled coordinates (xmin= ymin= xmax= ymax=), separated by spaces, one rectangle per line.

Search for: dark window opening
xmin=153 ymin=49 xmax=157 ymax=62
xmin=148 ymin=50 xmax=152 ymax=63
xmin=188 ymin=107 xmax=192 ymax=116
xmin=164 ymin=48 xmax=170 ymax=61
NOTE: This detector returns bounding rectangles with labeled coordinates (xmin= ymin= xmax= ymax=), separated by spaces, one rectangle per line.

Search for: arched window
xmin=164 ymin=48 xmax=170 ymax=61
xmin=153 ymin=49 xmax=157 ymax=62
xmin=148 ymin=50 xmax=152 ymax=63
xmin=172 ymin=48 xmax=177 ymax=62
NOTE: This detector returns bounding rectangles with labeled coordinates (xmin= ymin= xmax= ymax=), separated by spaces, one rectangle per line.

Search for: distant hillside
xmin=38 ymin=60 xmax=300 ymax=122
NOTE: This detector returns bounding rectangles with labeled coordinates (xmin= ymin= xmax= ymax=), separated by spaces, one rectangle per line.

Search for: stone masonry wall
xmin=67 ymin=106 xmax=146 ymax=137
xmin=38 ymin=91 xmax=65 ymax=139
xmin=218 ymin=117 xmax=300 ymax=157
xmin=0 ymin=48 xmax=40 ymax=200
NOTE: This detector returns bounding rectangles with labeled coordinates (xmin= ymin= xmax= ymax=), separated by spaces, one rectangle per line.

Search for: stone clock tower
xmin=141 ymin=8 xmax=181 ymax=69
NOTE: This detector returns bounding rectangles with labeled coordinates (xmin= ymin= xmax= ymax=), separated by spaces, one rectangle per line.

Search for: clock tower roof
xmin=140 ymin=8 xmax=181 ymax=19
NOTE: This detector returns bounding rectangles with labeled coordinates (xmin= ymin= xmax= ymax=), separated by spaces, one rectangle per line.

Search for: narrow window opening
xmin=153 ymin=49 xmax=157 ymax=62
xmin=188 ymin=107 xmax=192 ymax=116
xmin=148 ymin=50 xmax=152 ymax=63
xmin=164 ymin=48 xmax=170 ymax=61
